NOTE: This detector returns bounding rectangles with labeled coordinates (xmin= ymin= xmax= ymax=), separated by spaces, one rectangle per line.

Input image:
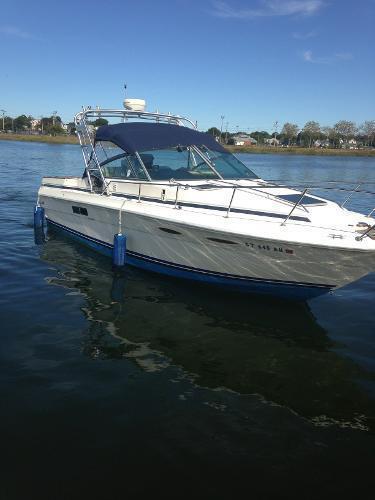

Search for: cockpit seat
xmin=139 ymin=153 xmax=154 ymax=170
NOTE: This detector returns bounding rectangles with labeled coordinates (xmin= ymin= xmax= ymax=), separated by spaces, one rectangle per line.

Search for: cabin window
xmin=72 ymin=206 xmax=88 ymax=216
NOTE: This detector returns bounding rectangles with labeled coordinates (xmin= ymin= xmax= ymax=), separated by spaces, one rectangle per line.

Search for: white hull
xmin=38 ymin=182 xmax=375 ymax=299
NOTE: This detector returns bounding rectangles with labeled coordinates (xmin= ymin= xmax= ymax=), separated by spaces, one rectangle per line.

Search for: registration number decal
xmin=245 ymin=242 xmax=294 ymax=254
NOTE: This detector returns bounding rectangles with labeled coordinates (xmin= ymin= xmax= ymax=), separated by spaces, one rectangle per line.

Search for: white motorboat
xmin=36 ymin=101 xmax=375 ymax=300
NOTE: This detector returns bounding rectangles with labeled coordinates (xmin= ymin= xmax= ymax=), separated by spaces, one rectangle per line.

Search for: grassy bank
xmin=226 ymin=145 xmax=375 ymax=157
xmin=0 ymin=133 xmax=79 ymax=145
xmin=1 ymin=133 xmax=374 ymax=156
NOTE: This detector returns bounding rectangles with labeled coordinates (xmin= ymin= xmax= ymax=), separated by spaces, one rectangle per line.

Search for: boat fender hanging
xmin=113 ymin=233 xmax=126 ymax=267
xmin=34 ymin=205 xmax=45 ymax=229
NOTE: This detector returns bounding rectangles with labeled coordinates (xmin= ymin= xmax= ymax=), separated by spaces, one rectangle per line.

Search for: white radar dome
xmin=123 ymin=98 xmax=146 ymax=112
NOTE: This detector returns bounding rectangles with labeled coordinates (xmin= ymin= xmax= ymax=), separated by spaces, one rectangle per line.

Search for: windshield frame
xmin=200 ymin=147 xmax=259 ymax=181
xmin=97 ymin=142 xmax=257 ymax=182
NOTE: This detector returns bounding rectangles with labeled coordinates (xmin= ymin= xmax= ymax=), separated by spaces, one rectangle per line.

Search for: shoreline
xmin=1 ymin=133 xmax=375 ymax=156
xmin=0 ymin=134 xmax=79 ymax=145
xmin=226 ymin=145 xmax=375 ymax=157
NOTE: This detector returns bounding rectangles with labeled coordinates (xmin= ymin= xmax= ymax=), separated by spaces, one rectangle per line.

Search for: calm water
xmin=1 ymin=140 xmax=375 ymax=498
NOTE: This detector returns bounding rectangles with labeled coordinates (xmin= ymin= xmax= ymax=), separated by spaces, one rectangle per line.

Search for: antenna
xmin=124 ymin=83 xmax=127 ymax=100
xmin=220 ymin=115 xmax=225 ymax=143
xmin=272 ymin=120 xmax=279 ymax=146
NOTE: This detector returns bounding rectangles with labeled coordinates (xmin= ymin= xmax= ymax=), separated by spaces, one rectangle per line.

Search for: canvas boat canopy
xmin=95 ymin=122 xmax=226 ymax=154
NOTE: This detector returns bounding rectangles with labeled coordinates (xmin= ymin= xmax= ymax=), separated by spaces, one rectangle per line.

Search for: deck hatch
xmin=277 ymin=193 xmax=326 ymax=206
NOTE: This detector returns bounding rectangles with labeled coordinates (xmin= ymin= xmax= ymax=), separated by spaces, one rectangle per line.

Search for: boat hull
xmin=46 ymin=218 xmax=331 ymax=300
xmin=38 ymin=191 xmax=375 ymax=301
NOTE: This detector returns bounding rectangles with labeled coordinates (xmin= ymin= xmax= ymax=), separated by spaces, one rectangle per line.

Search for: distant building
xmin=314 ymin=139 xmax=330 ymax=148
xmin=340 ymin=138 xmax=358 ymax=149
xmin=30 ymin=119 xmax=40 ymax=130
xmin=232 ymin=134 xmax=257 ymax=146
xmin=265 ymin=138 xmax=279 ymax=146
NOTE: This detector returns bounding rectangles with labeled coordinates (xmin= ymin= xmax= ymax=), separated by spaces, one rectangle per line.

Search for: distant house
xmin=340 ymin=138 xmax=358 ymax=149
xmin=30 ymin=119 xmax=40 ymax=130
xmin=314 ymin=139 xmax=330 ymax=148
xmin=232 ymin=134 xmax=257 ymax=146
xmin=265 ymin=137 xmax=279 ymax=146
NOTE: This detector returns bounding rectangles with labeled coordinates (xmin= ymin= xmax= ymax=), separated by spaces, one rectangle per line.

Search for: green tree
xmin=93 ymin=118 xmax=109 ymax=127
xmin=3 ymin=116 xmax=14 ymax=131
xmin=281 ymin=123 xmax=299 ymax=145
xmin=41 ymin=115 xmax=65 ymax=135
xmin=49 ymin=124 xmax=64 ymax=136
xmin=250 ymin=131 xmax=271 ymax=144
xmin=207 ymin=127 xmax=221 ymax=138
xmin=67 ymin=122 xmax=76 ymax=135
xmin=303 ymin=121 xmax=320 ymax=147
xmin=360 ymin=121 xmax=375 ymax=147
xmin=320 ymin=126 xmax=333 ymax=147
xmin=14 ymin=114 xmax=32 ymax=130
xmin=333 ymin=120 xmax=357 ymax=146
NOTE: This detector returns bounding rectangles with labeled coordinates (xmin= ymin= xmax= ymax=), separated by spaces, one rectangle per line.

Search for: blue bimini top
xmin=95 ymin=122 xmax=226 ymax=154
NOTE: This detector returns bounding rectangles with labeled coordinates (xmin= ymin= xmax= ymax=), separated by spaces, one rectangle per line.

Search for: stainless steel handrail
xmin=75 ymin=108 xmax=197 ymax=129
xmin=103 ymin=178 xmax=375 ymax=198
xmin=281 ymin=189 xmax=308 ymax=226
xmin=341 ymin=183 xmax=361 ymax=208
xmin=355 ymin=223 xmax=375 ymax=241
xmin=226 ymin=188 xmax=237 ymax=217
xmin=174 ymin=185 xmax=180 ymax=208
xmin=74 ymin=107 xmax=198 ymax=194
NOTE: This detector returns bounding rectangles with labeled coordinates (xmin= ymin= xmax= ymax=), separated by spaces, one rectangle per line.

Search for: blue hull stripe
xmin=46 ymin=218 xmax=333 ymax=299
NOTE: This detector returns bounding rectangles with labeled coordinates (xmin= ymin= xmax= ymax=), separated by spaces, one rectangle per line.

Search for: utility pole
xmin=220 ymin=115 xmax=224 ymax=143
xmin=225 ymin=122 xmax=228 ymax=144
xmin=0 ymin=109 xmax=6 ymax=130
xmin=272 ymin=120 xmax=279 ymax=146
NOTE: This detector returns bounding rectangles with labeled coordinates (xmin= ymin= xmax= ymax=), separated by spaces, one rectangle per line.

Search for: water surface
xmin=1 ymin=140 xmax=375 ymax=498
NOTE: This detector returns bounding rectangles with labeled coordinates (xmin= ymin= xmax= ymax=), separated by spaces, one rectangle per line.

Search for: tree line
xmin=207 ymin=120 xmax=375 ymax=148
xmin=2 ymin=113 xmax=374 ymax=148
xmin=0 ymin=114 xmax=109 ymax=135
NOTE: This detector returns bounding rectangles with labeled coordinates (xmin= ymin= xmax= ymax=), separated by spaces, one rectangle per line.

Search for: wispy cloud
xmin=292 ymin=30 xmax=317 ymax=39
xmin=0 ymin=25 xmax=39 ymax=40
xmin=335 ymin=52 xmax=353 ymax=60
xmin=211 ymin=0 xmax=326 ymax=19
xmin=302 ymin=50 xmax=353 ymax=64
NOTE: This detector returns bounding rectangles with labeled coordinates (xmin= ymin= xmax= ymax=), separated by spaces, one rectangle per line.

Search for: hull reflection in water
xmin=41 ymin=231 xmax=375 ymax=431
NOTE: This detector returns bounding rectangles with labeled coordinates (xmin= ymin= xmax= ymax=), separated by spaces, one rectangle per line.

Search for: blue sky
xmin=0 ymin=0 xmax=374 ymax=132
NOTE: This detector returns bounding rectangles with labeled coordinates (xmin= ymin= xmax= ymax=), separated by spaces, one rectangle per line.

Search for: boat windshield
xmin=199 ymin=147 xmax=258 ymax=180
xmin=98 ymin=144 xmax=258 ymax=181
